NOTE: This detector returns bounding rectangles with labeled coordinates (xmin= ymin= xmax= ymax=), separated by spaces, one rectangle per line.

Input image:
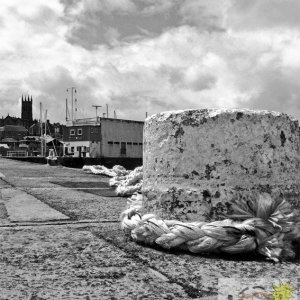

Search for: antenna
xmin=75 ymin=98 xmax=77 ymax=121
xmin=65 ymin=98 xmax=68 ymax=121
xmin=106 ymin=104 xmax=108 ymax=118
xmin=92 ymin=105 xmax=102 ymax=124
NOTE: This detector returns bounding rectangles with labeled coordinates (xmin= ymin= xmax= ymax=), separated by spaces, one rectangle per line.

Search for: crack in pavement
xmin=0 ymin=219 xmax=119 ymax=228
xmin=88 ymin=230 xmax=213 ymax=299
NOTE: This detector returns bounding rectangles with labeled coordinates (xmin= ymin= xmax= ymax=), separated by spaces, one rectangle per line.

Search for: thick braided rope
xmin=83 ymin=165 xmax=143 ymax=196
xmin=120 ymin=193 xmax=299 ymax=263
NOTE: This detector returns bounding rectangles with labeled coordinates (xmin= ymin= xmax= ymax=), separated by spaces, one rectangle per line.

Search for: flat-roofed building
xmin=63 ymin=117 xmax=144 ymax=158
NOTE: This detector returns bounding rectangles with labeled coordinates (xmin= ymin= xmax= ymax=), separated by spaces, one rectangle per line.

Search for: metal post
xmin=92 ymin=105 xmax=102 ymax=124
xmin=65 ymin=98 xmax=68 ymax=121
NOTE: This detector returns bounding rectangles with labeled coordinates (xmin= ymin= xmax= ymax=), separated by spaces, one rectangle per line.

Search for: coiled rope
xmin=120 ymin=193 xmax=299 ymax=262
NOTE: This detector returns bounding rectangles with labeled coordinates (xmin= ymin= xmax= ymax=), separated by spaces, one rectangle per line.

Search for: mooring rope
xmin=83 ymin=165 xmax=143 ymax=196
xmin=120 ymin=193 xmax=299 ymax=262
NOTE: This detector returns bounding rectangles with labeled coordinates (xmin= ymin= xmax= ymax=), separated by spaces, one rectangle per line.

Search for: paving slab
xmin=0 ymin=158 xmax=126 ymax=221
xmin=2 ymin=188 xmax=69 ymax=222
xmin=0 ymin=225 xmax=189 ymax=300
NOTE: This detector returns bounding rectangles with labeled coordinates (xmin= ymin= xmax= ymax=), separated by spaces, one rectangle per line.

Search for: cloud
xmin=63 ymin=0 xmax=181 ymax=49
xmin=179 ymin=0 xmax=227 ymax=32
xmin=136 ymin=0 xmax=179 ymax=15
xmin=64 ymin=0 xmax=137 ymax=16
xmin=1 ymin=0 xmax=300 ymax=124
xmin=227 ymin=0 xmax=300 ymax=30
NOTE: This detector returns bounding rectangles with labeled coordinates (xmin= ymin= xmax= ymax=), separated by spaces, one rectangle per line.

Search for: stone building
xmin=0 ymin=95 xmax=34 ymax=130
xmin=21 ymin=95 xmax=33 ymax=129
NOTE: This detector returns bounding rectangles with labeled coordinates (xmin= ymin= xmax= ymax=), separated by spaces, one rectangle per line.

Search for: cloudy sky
xmin=1 ymin=0 xmax=300 ymax=123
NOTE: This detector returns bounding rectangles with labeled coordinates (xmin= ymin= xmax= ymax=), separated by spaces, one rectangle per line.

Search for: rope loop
xmin=120 ymin=192 xmax=299 ymax=262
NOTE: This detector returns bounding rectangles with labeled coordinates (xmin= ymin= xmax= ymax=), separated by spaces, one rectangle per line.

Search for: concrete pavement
xmin=3 ymin=188 xmax=69 ymax=222
xmin=0 ymin=158 xmax=299 ymax=300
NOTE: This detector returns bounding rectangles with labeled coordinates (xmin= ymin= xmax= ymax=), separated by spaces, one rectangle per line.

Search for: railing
xmin=6 ymin=151 xmax=28 ymax=157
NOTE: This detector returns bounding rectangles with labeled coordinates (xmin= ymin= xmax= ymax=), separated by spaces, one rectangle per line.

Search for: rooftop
xmin=0 ymin=125 xmax=28 ymax=132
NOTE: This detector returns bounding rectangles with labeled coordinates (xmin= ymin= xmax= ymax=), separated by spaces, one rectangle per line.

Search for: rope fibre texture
xmin=83 ymin=165 xmax=143 ymax=196
xmin=120 ymin=193 xmax=299 ymax=263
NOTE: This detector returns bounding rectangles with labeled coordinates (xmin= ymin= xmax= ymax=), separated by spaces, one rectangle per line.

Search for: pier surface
xmin=0 ymin=158 xmax=299 ymax=299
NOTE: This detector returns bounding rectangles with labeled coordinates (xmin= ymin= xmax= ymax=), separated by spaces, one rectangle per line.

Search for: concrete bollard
xmin=143 ymin=109 xmax=300 ymax=221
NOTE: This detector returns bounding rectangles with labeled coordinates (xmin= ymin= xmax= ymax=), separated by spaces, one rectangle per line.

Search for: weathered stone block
xmin=143 ymin=109 xmax=300 ymax=221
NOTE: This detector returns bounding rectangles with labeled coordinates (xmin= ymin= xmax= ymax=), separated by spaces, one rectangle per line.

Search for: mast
xmin=40 ymin=102 xmax=43 ymax=156
xmin=65 ymin=98 xmax=68 ymax=121
xmin=71 ymin=89 xmax=73 ymax=122
xmin=75 ymin=98 xmax=77 ymax=121
xmin=44 ymin=109 xmax=47 ymax=156
xmin=67 ymin=87 xmax=76 ymax=124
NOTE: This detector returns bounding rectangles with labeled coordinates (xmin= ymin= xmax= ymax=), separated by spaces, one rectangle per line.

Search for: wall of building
xmin=0 ymin=125 xmax=28 ymax=141
xmin=100 ymin=118 xmax=144 ymax=158
xmin=63 ymin=141 xmax=91 ymax=157
xmin=90 ymin=142 xmax=101 ymax=158
xmin=62 ymin=118 xmax=144 ymax=158
xmin=63 ymin=124 xmax=102 ymax=158
xmin=63 ymin=125 xmax=101 ymax=143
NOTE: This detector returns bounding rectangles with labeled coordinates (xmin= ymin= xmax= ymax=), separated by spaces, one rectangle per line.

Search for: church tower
xmin=21 ymin=95 xmax=33 ymax=129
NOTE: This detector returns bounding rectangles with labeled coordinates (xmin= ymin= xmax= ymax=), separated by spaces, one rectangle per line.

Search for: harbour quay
xmin=0 ymin=158 xmax=299 ymax=300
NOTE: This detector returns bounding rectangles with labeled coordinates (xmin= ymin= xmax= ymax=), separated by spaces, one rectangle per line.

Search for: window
xmin=77 ymin=128 xmax=82 ymax=135
xmin=133 ymin=142 xmax=138 ymax=145
xmin=77 ymin=146 xmax=81 ymax=151
xmin=139 ymin=143 xmax=143 ymax=145
xmin=70 ymin=129 xmax=75 ymax=135
xmin=127 ymin=142 xmax=132 ymax=145
xmin=82 ymin=146 xmax=87 ymax=152
xmin=108 ymin=141 xmax=113 ymax=145
xmin=114 ymin=141 xmax=120 ymax=145
xmin=70 ymin=147 xmax=74 ymax=153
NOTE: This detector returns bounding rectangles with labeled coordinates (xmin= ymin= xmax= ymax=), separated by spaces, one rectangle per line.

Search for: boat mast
xmin=44 ymin=109 xmax=47 ymax=156
xmin=40 ymin=102 xmax=43 ymax=156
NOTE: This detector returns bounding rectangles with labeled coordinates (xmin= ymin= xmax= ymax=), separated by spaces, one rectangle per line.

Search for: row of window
xmin=69 ymin=127 xmax=100 ymax=136
xmin=107 ymin=141 xmax=143 ymax=145
xmin=69 ymin=146 xmax=89 ymax=153
xmin=70 ymin=129 xmax=82 ymax=135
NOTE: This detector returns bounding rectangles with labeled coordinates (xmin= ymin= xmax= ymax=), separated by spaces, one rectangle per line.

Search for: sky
xmin=1 ymin=0 xmax=300 ymax=123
